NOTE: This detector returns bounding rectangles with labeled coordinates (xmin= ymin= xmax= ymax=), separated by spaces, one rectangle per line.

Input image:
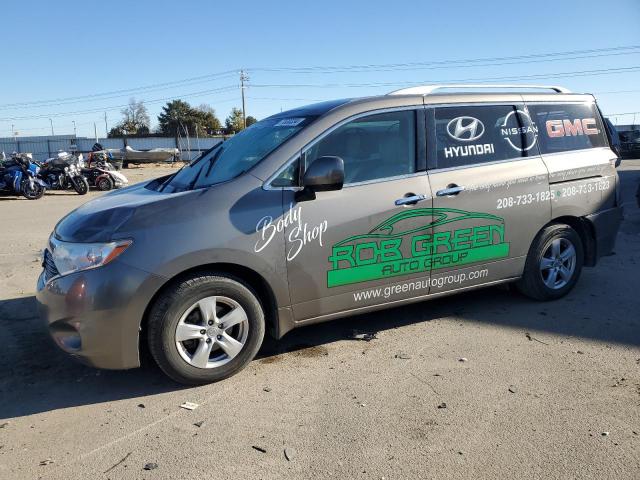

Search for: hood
xmin=55 ymin=180 xmax=197 ymax=242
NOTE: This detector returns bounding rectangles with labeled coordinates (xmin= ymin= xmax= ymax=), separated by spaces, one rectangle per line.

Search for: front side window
xmin=303 ymin=110 xmax=417 ymax=185
xmin=434 ymin=105 xmax=538 ymax=169
xmin=527 ymin=103 xmax=607 ymax=154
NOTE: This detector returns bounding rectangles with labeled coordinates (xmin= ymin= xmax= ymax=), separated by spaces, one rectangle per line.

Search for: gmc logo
xmin=546 ymin=118 xmax=599 ymax=138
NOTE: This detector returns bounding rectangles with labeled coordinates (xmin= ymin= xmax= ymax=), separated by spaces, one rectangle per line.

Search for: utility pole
xmin=240 ymin=69 xmax=249 ymax=129
xmin=49 ymin=118 xmax=54 ymax=136
xmin=94 ymin=122 xmax=98 ymax=142
xmin=104 ymin=112 xmax=108 ymax=137
xmin=72 ymin=120 xmax=77 ymax=136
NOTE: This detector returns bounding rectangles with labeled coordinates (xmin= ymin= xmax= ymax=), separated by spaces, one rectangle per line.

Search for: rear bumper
xmin=585 ymin=206 xmax=623 ymax=262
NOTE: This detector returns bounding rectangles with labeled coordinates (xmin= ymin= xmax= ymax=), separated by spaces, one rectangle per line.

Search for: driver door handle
xmin=436 ymin=185 xmax=465 ymax=197
xmin=395 ymin=194 xmax=428 ymax=206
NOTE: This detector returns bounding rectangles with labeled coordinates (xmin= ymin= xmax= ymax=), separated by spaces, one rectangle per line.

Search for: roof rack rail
xmin=387 ymin=84 xmax=572 ymax=95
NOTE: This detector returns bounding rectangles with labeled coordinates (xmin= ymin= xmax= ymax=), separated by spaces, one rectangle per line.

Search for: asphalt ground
xmin=0 ymin=161 xmax=638 ymax=479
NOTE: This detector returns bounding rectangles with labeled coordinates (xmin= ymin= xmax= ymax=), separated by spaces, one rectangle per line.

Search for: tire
xmin=20 ymin=178 xmax=45 ymax=200
xmin=147 ymin=273 xmax=265 ymax=385
xmin=71 ymin=176 xmax=89 ymax=195
xmin=517 ymin=224 xmax=584 ymax=301
xmin=96 ymin=176 xmax=114 ymax=191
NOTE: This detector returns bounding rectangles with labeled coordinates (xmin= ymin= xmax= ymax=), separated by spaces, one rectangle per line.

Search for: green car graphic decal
xmin=327 ymin=208 xmax=509 ymax=288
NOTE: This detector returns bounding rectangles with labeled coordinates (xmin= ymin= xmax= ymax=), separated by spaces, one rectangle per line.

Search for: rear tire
xmin=517 ymin=224 xmax=583 ymax=301
xmin=96 ymin=176 xmax=114 ymax=191
xmin=147 ymin=273 xmax=265 ymax=385
xmin=71 ymin=176 xmax=89 ymax=195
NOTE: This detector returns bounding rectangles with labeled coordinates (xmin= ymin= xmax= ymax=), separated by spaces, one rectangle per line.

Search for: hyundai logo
xmin=446 ymin=116 xmax=485 ymax=142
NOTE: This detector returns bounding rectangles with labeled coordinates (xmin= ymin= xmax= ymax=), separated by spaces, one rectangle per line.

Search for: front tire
xmin=71 ymin=176 xmax=89 ymax=195
xmin=21 ymin=178 xmax=45 ymax=200
xmin=517 ymin=224 xmax=584 ymax=301
xmin=147 ymin=273 xmax=265 ymax=385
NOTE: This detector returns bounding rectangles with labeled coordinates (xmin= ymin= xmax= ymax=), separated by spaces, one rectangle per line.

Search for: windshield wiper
xmin=188 ymin=146 xmax=224 ymax=190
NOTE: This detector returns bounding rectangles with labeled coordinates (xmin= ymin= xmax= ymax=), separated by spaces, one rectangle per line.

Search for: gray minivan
xmin=37 ymin=85 xmax=623 ymax=384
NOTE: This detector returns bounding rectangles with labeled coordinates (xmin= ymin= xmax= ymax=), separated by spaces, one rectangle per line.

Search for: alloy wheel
xmin=175 ymin=296 xmax=249 ymax=368
xmin=539 ymin=238 xmax=576 ymax=290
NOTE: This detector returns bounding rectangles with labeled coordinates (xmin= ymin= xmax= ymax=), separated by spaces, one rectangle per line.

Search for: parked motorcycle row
xmin=0 ymin=148 xmax=128 ymax=200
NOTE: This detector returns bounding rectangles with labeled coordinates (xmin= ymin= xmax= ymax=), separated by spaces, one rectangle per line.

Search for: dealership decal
xmin=274 ymin=118 xmax=305 ymax=127
xmin=255 ymin=204 xmax=328 ymax=261
xmin=447 ymin=116 xmax=485 ymax=142
xmin=444 ymin=115 xmax=495 ymax=158
xmin=327 ymin=208 xmax=509 ymax=288
xmin=546 ymin=118 xmax=599 ymax=137
xmin=444 ymin=143 xmax=495 ymax=159
xmin=500 ymin=110 xmax=538 ymax=151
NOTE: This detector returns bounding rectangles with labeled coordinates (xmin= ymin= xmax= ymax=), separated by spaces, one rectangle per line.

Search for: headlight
xmin=49 ymin=236 xmax=132 ymax=277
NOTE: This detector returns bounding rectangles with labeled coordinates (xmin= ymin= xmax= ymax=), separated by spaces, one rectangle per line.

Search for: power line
xmin=252 ymin=49 xmax=640 ymax=74
xmin=248 ymin=66 xmax=640 ymax=89
xmin=1 ymin=45 xmax=638 ymax=111
xmin=3 ymin=65 xmax=638 ymax=122
xmin=250 ymin=45 xmax=640 ymax=73
xmin=0 ymin=86 xmax=239 ymax=121
xmin=0 ymin=70 xmax=237 ymax=110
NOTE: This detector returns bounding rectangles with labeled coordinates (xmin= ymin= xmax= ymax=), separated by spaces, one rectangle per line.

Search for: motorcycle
xmin=0 ymin=153 xmax=45 ymax=200
xmin=81 ymin=155 xmax=129 ymax=191
xmin=36 ymin=152 xmax=89 ymax=195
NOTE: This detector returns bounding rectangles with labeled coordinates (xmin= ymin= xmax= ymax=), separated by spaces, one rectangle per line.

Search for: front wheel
xmin=147 ymin=273 xmax=265 ymax=385
xmin=71 ymin=175 xmax=89 ymax=195
xmin=517 ymin=224 xmax=584 ymax=301
xmin=21 ymin=178 xmax=45 ymax=200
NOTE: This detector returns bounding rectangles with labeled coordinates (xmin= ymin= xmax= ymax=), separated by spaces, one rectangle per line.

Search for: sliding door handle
xmin=436 ymin=185 xmax=465 ymax=197
xmin=395 ymin=194 xmax=428 ymax=206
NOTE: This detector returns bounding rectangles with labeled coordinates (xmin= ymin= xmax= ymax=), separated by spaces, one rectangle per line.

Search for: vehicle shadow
xmin=3 ymin=267 xmax=638 ymax=420
xmin=0 ymin=296 xmax=186 ymax=420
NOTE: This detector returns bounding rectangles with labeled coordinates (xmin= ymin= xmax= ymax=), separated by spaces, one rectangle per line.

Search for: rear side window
xmin=527 ymin=103 xmax=607 ymax=154
xmin=434 ymin=105 xmax=537 ymax=169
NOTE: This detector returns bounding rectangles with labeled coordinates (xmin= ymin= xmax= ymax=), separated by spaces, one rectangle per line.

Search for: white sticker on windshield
xmin=274 ymin=118 xmax=305 ymax=127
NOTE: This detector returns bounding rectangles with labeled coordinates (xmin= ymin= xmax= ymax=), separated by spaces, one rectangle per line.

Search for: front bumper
xmin=36 ymin=259 xmax=165 ymax=370
xmin=585 ymin=206 xmax=623 ymax=261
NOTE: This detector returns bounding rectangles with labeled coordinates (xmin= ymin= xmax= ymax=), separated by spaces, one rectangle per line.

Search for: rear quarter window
xmin=527 ymin=103 xmax=607 ymax=154
xmin=434 ymin=105 xmax=537 ymax=169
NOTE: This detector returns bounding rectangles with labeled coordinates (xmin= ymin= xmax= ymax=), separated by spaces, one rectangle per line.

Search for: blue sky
xmin=0 ymin=0 xmax=638 ymax=138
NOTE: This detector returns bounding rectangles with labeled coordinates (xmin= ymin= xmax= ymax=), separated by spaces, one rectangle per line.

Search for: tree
xmin=157 ymin=100 xmax=194 ymax=136
xmin=225 ymin=108 xmax=245 ymax=134
xmin=122 ymin=98 xmax=150 ymax=129
xmin=195 ymin=104 xmax=222 ymax=133
xmin=157 ymin=100 xmax=223 ymax=136
xmin=246 ymin=116 xmax=258 ymax=127
xmin=108 ymin=98 xmax=150 ymax=137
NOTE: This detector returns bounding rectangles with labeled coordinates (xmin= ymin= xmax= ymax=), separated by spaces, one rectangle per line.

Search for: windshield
xmin=159 ymin=116 xmax=315 ymax=192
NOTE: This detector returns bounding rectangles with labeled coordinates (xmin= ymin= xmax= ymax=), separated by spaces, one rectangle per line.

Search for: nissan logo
xmin=446 ymin=116 xmax=485 ymax=142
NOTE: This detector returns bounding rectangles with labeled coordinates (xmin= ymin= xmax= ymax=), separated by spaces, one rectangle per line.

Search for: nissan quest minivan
xmin=37 ymin=85 xmax=623 ymax=384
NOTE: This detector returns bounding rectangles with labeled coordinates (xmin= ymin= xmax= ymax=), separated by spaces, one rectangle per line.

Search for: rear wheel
xmin=517 ymin=224 xmax=583 ymax=300
xmin=96 ymin=176 xmax=114 ymax=191
xmin=147 ymin=273 xmax=265 ymax=385
xmin=71 ymin=175 xmax=89 ymax=195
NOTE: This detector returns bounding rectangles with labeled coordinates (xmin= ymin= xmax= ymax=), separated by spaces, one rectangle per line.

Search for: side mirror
xmin=296 ymin=156 xmax=344 ymax=201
